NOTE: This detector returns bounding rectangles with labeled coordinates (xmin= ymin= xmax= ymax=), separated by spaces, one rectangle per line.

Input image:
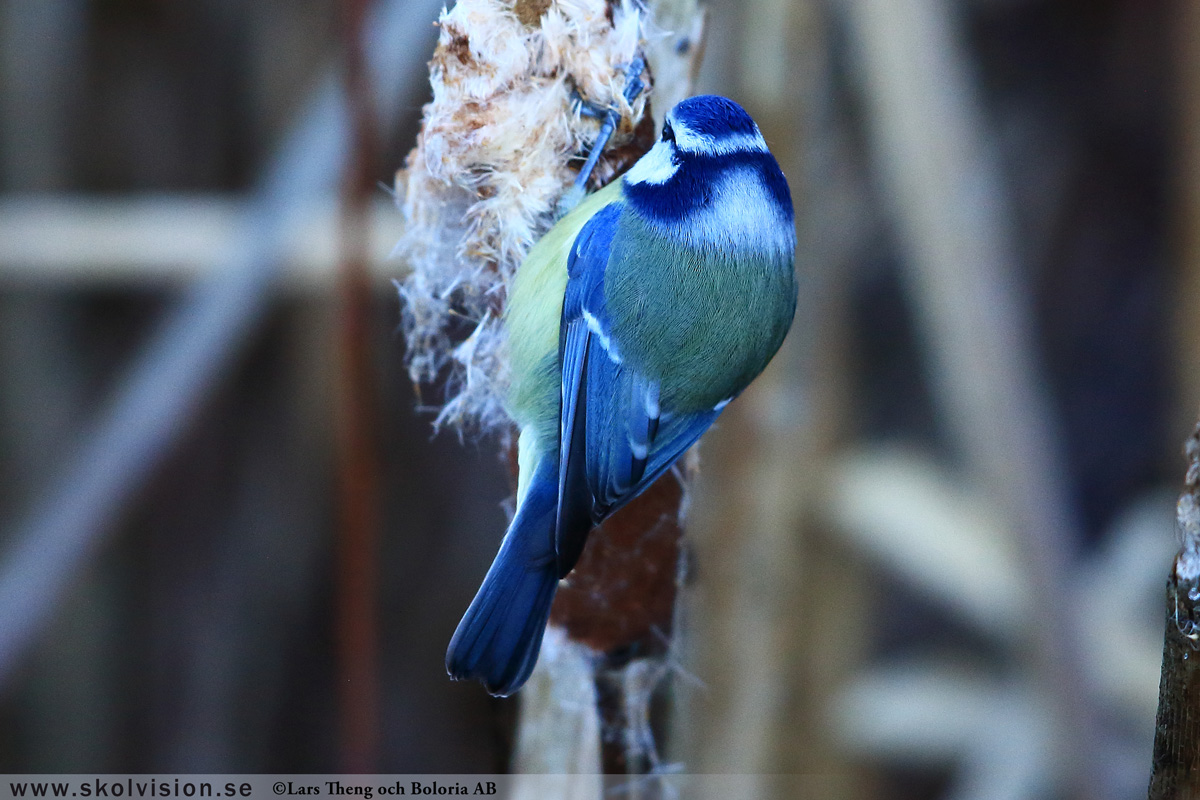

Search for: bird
xmin=446 ymin=94 xmax=797 ymax=696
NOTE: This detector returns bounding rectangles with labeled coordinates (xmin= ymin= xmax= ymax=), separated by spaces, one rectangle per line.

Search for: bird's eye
xmin=662 ymin=122 xmax=675 ymax=143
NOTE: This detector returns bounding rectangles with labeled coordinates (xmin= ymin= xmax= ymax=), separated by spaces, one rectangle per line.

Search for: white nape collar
xmin=672 ymin=121 xmax=768 ymax=157
xmin=623 ymin=119 xmax=770 ymax=187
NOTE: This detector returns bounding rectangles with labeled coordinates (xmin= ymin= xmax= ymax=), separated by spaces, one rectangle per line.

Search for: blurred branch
xmin=335 ymin=0 xmax=383 ymax=774
xmin=1149 ymin=425 xmax=1200 ymax=798
xmin=833 ymin=661 xmax=1052 ymax=780
xmin=0 ymin=197 xmax=405 ymax=286
xmin=0 ymin=0 xmax=445 ymax=691
xmin=838 ymin=0 xmax=1105 ymax=795
xmin=669 ymin=1 xmax=868 ymax=794
xmin=829 ymin=448 xmax=1169 ymax=716
xmin=1174 ymin=0 xmax=1200 ymax=429
xmin=827 ymin=447 xmax=1030 ymax=643
xmin=828 ymin=448 xmax=1170 ymax=793
xmin=0 ymin=0 xmax=85 ymax=189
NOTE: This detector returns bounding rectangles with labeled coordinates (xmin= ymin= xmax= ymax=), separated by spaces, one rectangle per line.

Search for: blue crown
xmin=670 ymin=95 xmax=760 ymax=141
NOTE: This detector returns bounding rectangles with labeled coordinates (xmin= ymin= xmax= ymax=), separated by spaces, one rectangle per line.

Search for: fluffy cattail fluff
xmin=395 ymin=0 xmax=650 ymax=436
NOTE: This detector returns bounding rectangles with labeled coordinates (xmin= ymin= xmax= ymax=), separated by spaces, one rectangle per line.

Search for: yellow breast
xmin=504 ymin=180 xmax=624 ymax=444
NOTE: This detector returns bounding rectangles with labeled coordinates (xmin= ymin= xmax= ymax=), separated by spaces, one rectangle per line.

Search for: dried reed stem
xmin=1149 ymin=424 xmax=1200 ymax=798
xmin=396 ymin=0 xmax=704 ymax=777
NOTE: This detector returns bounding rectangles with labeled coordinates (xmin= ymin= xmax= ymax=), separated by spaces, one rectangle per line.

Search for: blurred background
xmin=0 ymin=0 xmax=1187 ymax=797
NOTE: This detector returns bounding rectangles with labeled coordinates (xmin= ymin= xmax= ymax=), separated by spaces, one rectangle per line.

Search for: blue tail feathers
xmin=446 ymin=459 xmax=561 ymax=696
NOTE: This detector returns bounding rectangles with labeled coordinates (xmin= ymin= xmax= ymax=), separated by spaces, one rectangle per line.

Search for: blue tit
xmin=446 ymin=95 xmax=797 ymax=696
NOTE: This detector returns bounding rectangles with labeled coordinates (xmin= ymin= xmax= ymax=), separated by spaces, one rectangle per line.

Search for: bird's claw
xmin=557 ymin=56 xmax=648 ymax=219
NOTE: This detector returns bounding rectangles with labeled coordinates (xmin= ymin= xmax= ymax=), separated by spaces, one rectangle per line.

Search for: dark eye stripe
xmin=662 ymin=122 xmax=675 ymax=143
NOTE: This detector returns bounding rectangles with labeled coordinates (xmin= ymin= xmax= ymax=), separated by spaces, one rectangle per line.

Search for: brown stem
xmin=336 ymin=0 xmax=382 ymax=774
xmin=1149 ymin=424 xmax=1200 ymax=798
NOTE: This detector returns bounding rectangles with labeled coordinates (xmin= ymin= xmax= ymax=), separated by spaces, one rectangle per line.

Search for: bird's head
xmin=621 ymin=95 xmax=794 ymax=251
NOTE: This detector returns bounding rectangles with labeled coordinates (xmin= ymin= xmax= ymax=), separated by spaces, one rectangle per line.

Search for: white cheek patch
xmin=672 ymin=122 xmax=768 ymax=157
xmin=623 ymin=140 xmax=679 ymax=186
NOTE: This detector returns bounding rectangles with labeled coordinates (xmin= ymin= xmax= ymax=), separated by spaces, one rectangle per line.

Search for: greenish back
xmin=604 ymin=208 xmax=797 ymax=412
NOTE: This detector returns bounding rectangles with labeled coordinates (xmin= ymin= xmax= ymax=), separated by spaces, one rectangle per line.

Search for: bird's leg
xmin=556 ymin=55 xmax=646 ymax=218
xmin=567 ymin=87 xmax=608 ymax=119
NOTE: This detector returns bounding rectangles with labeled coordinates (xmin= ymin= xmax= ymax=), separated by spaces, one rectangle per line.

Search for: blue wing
xmin=554 ymin=203 xmax=719 ymax=578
